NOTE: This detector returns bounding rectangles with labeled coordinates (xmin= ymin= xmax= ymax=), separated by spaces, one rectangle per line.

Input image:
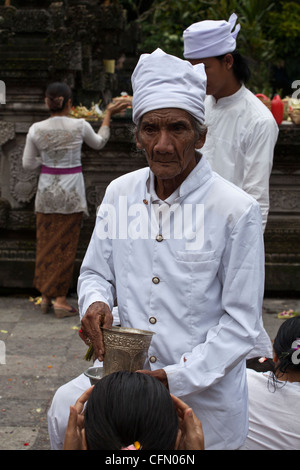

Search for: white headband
xmin=183 ymin=13 xmax=241 ymax=59
xmin=131 ymin=48 xmax=207 ymax=124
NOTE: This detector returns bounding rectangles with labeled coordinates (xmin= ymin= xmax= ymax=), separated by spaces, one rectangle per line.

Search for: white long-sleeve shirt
xmin=203 ymin=85 xmax=279 ymax=231
xmin=77 ymin=155 xmax=265 ymax=450
xmin=22 ymin=116 xmax=110 ymax=216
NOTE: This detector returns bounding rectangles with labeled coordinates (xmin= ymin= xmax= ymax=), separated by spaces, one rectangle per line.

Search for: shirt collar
xmin=147 ymin=171 xmax=180 ymax=205
xmin=145 ymin=153 xmax=213 ymax=204
xmin=207 ymin=84 xmax=246 ymax=108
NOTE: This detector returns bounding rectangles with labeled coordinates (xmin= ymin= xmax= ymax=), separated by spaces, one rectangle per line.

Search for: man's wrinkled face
xmin=136 ymin=108 xmax=204 ymax=181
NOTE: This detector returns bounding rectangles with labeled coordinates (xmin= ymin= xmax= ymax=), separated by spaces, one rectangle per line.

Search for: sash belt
xmin=41 ymin=165 xmax=82 ymax=175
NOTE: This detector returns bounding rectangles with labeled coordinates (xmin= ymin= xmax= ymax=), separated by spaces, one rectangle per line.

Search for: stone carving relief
xmin=9 ymin=145 xmax=38 ymax=206
xmin=86 ymin=183 xmax=107 ymax=212
xmin=270 ymin=189 xmax=300 ymax=212
xmin=0 ymin=120 xmax=15 ymax=145
xmin=0 ymin=197 xmax=10 ymax=228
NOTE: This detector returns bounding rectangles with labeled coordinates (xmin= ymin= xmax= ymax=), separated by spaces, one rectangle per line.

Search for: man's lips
xmin=151 ymin=157 xmax=177 ymax=163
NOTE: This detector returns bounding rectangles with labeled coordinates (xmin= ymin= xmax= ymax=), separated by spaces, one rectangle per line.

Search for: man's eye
xmin=143 ymin=126 xmax=156 ymax=133
xmin=173 ymin=125 xmax=186 ymax=132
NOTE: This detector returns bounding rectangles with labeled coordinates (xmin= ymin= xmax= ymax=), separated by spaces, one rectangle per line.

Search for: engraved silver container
xmin=101 ymin=326 xmax=155 ymax=376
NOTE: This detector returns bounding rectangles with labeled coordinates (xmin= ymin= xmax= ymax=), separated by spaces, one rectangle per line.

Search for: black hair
xmin=246 ymin=357 xmax=275 ymax=373
xmin=216 ymin=50 xmax=251 ymax=84
xmin=84 ymin=371 xmax=179 ymax=450
xmin=273 ymin=316 xmax=300 ymax=377
xmin=45 ymin=82 xmax=72 ymax=112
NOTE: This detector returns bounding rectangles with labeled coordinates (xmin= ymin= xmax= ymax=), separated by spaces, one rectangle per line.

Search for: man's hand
xmin=137 ymin=368 xmax=169 ymax=389
xmin=80 ymin=301 xmax=113 ymax=361
xmin=63 ymin=386 xmax=94 ymax=450
xmin=172 ymin=395 xmax=205 ymax=450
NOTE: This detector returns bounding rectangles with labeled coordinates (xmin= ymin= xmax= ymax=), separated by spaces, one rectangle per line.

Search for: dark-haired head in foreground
xmin=84 ymin=371 xmax=179 ymax=450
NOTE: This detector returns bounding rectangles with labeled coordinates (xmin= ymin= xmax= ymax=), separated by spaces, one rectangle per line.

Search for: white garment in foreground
xmin=48 ymin=309 xmax=120 ymax=451
xmin=203 ymin=85 xmax=279 ymax=231
xmin=75 ymin=156 xmax=265 ymax=450
xmin=240 ymin=369 xmax=300 ymax=450
xmin=22 ymin=116 xmax=110 ymax=216
xmin=48 ymin=368 xmax=92 ymax=450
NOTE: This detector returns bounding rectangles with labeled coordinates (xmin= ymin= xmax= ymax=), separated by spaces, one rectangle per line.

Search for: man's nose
xmin=154 ymin=131 xmax=173 ymax=153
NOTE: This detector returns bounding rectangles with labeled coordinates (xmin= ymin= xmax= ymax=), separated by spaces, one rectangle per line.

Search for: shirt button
xmin=152 ymin=276 xmax=160 ymax=284
xmin=149 ymin=356 xmax=157 ymax=363
xmin=149 ymin=316 xmax=157 ymax=324
xmin=156 ymin=234 xmax=164 ymax=242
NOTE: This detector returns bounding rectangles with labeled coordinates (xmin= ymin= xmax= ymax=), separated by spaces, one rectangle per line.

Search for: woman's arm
xmin=22 ymin=129 xmax=42 ymax=170
xmin=83 ymin=100 xmax=131 ymax=150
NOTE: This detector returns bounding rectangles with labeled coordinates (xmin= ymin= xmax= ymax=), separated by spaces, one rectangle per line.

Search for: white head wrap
xmin=183 ymin=13 xmax=241 ymax=59
xmin=131 ymin=48 xmax=206 ymax=125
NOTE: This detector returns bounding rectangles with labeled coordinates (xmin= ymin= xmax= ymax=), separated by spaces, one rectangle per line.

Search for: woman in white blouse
xmin=240 ymin=316 xmax=300 ymax=450
xmin=22 ymin=82 xmax=130 ymax=318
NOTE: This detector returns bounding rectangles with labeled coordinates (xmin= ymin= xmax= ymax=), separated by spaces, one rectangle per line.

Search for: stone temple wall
xmin=0 ymin=1 xmax=299 ymax=295
xmin=264 ymin=123 xmax=300 ymax=294
xmin=0 ymin=0 xmax=142 ymax=289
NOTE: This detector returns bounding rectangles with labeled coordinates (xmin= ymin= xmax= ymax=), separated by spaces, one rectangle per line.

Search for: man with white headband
xmin=48 ymin=49 xmax=265 ymax=450
xmin=183 ymin=13 xmax=279 ymax=231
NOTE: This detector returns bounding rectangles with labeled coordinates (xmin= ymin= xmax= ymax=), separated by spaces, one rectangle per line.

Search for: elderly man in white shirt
xmin=48 ymin=48 xmax=265 ymax=450
xmin=183 ymin=13 xmax=279 ymax=231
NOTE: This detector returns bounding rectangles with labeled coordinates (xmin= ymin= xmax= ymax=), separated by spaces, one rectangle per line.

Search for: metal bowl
xmin=101 ymin=326 xmax=155 ymax=376
xmin=84 ymin=366 xmax=104 ymax=385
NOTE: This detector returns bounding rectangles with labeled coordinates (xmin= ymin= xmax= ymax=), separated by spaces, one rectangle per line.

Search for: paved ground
xmin=0 ymin=292 xmax=299 ymax=450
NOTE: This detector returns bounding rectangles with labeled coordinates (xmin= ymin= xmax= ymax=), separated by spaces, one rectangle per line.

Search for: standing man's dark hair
xmin=216 ymin=50 xmax=251 ymax=84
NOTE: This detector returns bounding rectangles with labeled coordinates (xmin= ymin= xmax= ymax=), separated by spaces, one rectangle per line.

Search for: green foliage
xmin=267 ymin=1 xmax=300 ymax=93
xmin=268 ymin=2 xmax=300 ymax=56
xmin=117 ymin=0 xmax=300 ymax=96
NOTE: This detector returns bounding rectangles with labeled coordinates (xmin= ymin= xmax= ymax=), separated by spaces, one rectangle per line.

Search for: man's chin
xmin=150 ymin=165 xmax=179 ymax=179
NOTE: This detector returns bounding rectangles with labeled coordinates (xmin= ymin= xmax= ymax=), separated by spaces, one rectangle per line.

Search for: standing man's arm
xmin=242 ymin=118 xmax=278 ymax=231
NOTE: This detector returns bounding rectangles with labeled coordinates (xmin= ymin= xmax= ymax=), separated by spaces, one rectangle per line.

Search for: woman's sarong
xmin=34 ymin=212 xmax=83 ymax=298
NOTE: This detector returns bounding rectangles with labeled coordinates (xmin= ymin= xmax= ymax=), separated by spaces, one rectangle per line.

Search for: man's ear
xmin=195 ymin=128 xmax=207 ymax=150
xmin=223 ymin=53 xmax=234 ymax=70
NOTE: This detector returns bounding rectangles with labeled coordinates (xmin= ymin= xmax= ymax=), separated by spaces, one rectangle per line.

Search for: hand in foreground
xmin=63 ymin=386 xmax=94 ymax=450
xmin=80 ymin=301 xmax=113 ymax=361
xmin=136 ymin=368 xmax=169 ymax=389
xmin=172 ymin=395 xmax=205 ymax=450
xmin=106 ymin=99 xmax=132 ymax=116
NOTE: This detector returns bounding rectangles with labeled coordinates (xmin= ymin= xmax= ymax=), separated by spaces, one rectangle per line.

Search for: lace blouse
xmin=22 ymin=116 xmax=110 ymax=215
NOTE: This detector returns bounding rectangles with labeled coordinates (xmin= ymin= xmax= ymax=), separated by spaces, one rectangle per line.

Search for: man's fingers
xmin=73 ymin=386 xmax=94 ymax=415
xmin=171 ymin=394 xmax=205 ymax=450
xmin=182 ymin=407 xmax=205 ymax=450
xmin=78 ymin=328 xmax=91 ymax=346
xmin=171 ymin=394 xmax=190 ymax=418
xmin=67 ymin=405 xmax=78 ymax=430
xmin=63 ymin=405 xmax=79 ymax=449
xmin=81 ymin=303 xmax=108 ymax=360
